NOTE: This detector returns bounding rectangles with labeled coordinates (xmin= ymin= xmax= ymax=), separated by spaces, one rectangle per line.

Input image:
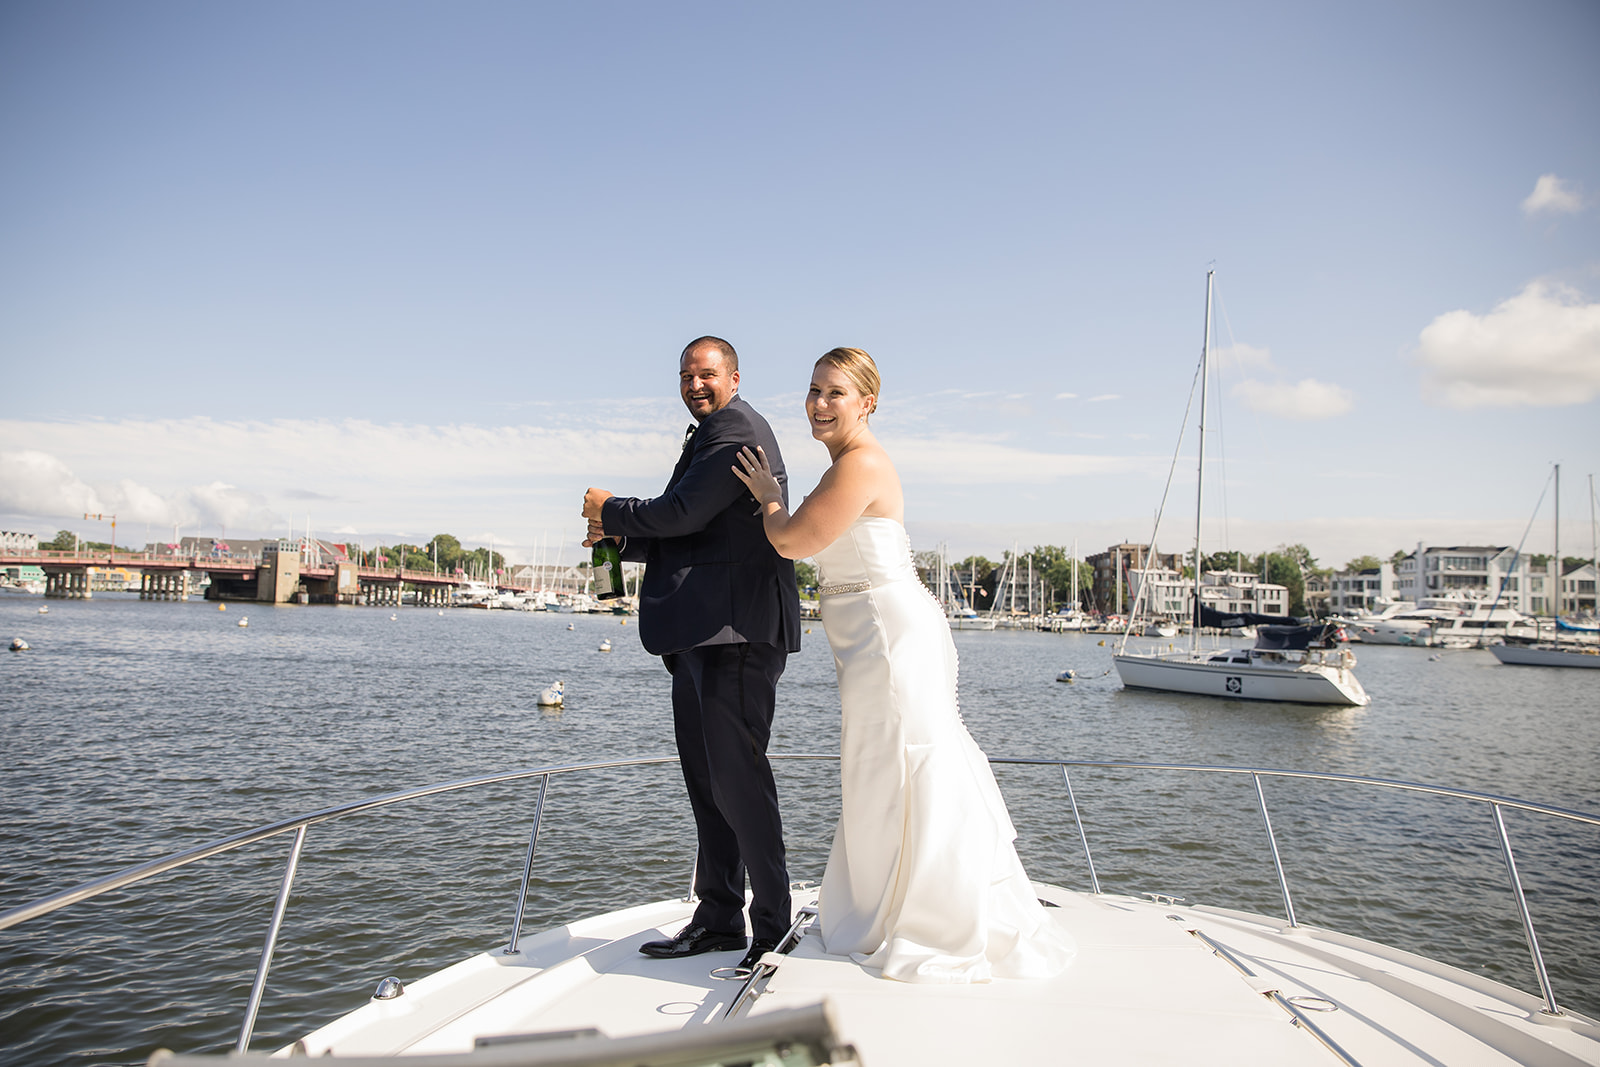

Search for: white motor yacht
xmin=1425 ymin=599 xmax=1540 ymax=648
xmin=6 ymin=754 xmax=1595 ymax=1066
xmin=1335 ymin=602 xmax=1451 ymax=646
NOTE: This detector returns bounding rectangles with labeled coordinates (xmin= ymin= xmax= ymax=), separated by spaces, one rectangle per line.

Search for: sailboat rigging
xmin=1492 ymin=463 xmax=1600 ymax=668
xmin=1110 ymin=269 xmax=1370 ymax=706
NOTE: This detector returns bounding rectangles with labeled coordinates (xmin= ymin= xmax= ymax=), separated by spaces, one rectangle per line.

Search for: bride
xmin=733 ymin=347 xmax=1074 ymax=984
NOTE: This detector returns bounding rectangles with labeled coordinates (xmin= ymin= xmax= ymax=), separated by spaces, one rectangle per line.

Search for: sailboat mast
xmin=1591 ymin=474 xmax=1597 ymax=617
xmin=1554 ymin=463 xmax=1560 ymax=648
xmin=1192 ymin=269 xmax=1214 ymax=656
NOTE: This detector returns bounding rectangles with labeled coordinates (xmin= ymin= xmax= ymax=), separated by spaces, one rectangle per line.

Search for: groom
xmin=582 ymin=335 xmax=801 ymax=973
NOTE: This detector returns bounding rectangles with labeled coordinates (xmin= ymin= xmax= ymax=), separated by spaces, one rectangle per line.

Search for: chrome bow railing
xmin=2 ymin=754 xmax=1596 ymax=1052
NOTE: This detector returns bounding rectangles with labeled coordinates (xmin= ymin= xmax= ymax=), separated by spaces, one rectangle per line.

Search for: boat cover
xmin=1254 ymin=623 xmax=1337 ymax=650
xmin=1195 ymin=605 xmax=1297 ymax=630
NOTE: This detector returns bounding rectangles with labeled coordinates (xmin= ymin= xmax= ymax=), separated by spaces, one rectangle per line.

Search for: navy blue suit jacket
xmin=601 ymin=395 xmax=803 ymax=657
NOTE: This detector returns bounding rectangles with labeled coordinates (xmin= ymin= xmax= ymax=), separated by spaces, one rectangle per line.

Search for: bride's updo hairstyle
xmin=816 ymin=347 xmax=881 ymax=417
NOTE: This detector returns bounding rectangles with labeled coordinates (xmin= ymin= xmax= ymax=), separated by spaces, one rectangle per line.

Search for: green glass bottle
xmin=591 ymin=538 xmax=623 ymax=600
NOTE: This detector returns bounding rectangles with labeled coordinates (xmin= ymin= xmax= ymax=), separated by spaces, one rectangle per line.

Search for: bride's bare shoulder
xmin=835 ymin=441 xmax=898 ymax=481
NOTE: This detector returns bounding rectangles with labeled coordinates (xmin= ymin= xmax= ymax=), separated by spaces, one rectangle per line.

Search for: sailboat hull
xmin=1491 ymin=644 xmax=1600 ymax=669
xmin=1112 ymin=652 xmax=1371 ymax=706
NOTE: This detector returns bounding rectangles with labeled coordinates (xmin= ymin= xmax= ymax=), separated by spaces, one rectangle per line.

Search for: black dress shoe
xmin=732 ymin=937 xmax=780 ymax=975
xmin=639 ymin=923 xmax=747 ymax=959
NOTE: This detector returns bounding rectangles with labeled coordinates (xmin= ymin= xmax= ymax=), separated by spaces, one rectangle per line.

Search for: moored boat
xmin=1111 ymin=270 xmax=1369 ymax=708
xmin=1492 ymin=643 xmax=1600 ymax=669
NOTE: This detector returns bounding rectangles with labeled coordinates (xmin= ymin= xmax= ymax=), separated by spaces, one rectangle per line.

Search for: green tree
xmin=1389 ymin=549 xmax=1408 ymax=568
xmin=1201 ymin=550 xmax=1249 ymax=574
xmin=795 ymin=560 xmax=818 ymax=593
xmin=1276 ymin=543 xmax=1318 ymax=571
xmin=1255 ymin=551 xmax=1307 ymax=616
xmin=1028 ymin=544 xmax=1091 ymax=608
xmin=1344 ymin=555 xmax=1382 ymax=572
xmin=428 ymin=534 xmax=464 ymax=572
xmin=45 ymin=530 xmax=76 ymax=550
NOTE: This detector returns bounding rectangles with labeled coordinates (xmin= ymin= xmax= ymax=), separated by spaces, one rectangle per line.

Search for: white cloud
xmin=1522 ymin=174 xmax=1583 ymax=216
xmin=1087 ymin=394 xmax=1121 ymax=403
xmin=1214 ymin=342 xmax=1274 ymax=370
xmin=1055 ymin=392 xmax=1078 ymax=400
xmin=1231 ymin=378 xmax=1355 ymax=419
xmin=1223 ymin=340 xmax=1356 ymax=419
xmin=881 ymin=434 xmax=1148 ymax=484
xmin=0 ymin=449 xmax=104 ymax=517
xmin=1415 ymin=281 xmax=1600 ymax=408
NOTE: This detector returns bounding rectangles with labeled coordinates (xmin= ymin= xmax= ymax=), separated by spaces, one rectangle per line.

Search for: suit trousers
xmin=663 ymin=642 xmax=791 ymax=943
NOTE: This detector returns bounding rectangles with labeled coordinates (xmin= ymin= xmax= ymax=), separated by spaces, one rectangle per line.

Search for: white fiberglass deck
xmin=283 ymin=884 xmax=1598 ymax=1066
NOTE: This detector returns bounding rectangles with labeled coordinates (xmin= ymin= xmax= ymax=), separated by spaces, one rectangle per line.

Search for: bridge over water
xmin=0 ymin=548 xmax=461 ymax=606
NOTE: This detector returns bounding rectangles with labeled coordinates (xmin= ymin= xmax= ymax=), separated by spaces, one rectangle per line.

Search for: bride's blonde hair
xmin=816 ymin=347 xmax=880 ymax=416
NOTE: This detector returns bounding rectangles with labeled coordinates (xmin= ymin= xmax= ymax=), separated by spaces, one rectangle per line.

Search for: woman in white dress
xmin=732 ymin=347 xmax=1074 ymax=984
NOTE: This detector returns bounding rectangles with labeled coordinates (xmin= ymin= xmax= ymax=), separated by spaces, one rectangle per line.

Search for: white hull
xmin=1113 ymin=651 xmax=1370 ymax=706
xmin=11 ymin=754 xmax=1598 ymax=1066
xmin=947 ymin=615 xmax=997 ymax=630
xmin=1346 ymin=620 xmax=1435 ymax=646
xmin=1492 ymin=644 xmax=1600 ymax=669
xmin=280 ymin=882 xmax=1597 ymax=1067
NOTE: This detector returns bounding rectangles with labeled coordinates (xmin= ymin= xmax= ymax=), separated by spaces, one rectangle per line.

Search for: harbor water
xmin=2 ymin=594 xmax=1597 ymax=1063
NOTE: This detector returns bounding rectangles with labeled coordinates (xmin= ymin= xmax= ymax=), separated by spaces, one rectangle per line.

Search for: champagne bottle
xmin=591 ymin=537 xmax=623 ymax=600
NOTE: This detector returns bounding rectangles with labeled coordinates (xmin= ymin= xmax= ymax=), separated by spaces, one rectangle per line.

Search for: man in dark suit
xmin=582 ymin=335 xmax=801 ymax=974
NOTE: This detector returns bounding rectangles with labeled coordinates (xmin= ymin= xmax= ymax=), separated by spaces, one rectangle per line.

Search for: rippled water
xmin=2 ymin=595 xmax=1597 ymax=1063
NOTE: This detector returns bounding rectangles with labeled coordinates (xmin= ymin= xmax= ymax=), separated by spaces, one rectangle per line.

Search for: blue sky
xmin=2 ymin=1 xmax=1597 ymax=569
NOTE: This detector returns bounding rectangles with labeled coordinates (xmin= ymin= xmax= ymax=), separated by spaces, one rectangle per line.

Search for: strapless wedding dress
xmin=812 ymin=516 xmax=1075 ymax=983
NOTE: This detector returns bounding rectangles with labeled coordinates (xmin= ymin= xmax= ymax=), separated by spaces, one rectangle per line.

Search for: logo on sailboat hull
xmin=1225 ymin=676 xmax=1242 ymax=694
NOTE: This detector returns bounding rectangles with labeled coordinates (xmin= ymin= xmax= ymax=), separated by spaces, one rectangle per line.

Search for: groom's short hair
xmin=682 ymin=335 xmax=739 ymax=372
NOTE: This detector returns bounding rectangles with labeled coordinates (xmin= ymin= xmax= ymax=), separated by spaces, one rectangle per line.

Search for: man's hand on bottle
xmin=582 ymin=487 xmax=614 ymax=546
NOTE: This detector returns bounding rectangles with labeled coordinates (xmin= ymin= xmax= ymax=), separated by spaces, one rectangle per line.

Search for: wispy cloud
xmin=878 ymin=434 xmax=1148 ymax=484
xmin=1522 ymin=174 xmax=1584 ymax=216
xmin=1415 ymin=280 xmax=1600 ymax=408
xmin=1087 ymin=394 xmax=1121 ymax=403
xmin=1055 ymin=392 xmax=1078 ymax=400
xmin=1222 ymin=342 xmax=1355 ymax=419
xmin=0 ymin=406 xmax=1162 ymax=551
xmin=1214 ymin=342 xmax=1274 ymax=370
xmin=1231 ymin=379 xmax=1355 ymax=419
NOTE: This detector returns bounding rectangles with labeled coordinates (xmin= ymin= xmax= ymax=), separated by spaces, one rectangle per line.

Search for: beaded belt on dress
xmin=818 ymin=580 xmax=873 ymax=597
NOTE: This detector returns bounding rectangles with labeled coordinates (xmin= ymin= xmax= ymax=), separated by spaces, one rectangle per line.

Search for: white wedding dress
xmin=812 ymin=516 xmax=1076 ymax=983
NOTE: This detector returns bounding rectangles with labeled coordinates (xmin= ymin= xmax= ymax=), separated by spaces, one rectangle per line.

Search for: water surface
xmin=2 ymin=595 xmax=1596 ymax=1062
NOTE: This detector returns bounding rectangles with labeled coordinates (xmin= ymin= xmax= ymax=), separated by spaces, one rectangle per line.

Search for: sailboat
xmin=938 ymin=544 xmax=998 ymax=630
xmin=1111 ymin=270 xmax=1370 ymax=706
xmin=1492 ymin=465 xmax=1600 ymax=669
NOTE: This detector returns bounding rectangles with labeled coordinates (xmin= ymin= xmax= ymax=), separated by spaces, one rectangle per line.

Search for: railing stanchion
xmin=236 ymin=823 xmax=307 ymax=1053
xmin=684 ymin=857 xmax=698 ymax=904
xmin=1062 ymin=765 xmax=1100 ymax=894
xmin=1253 ymin=773 xmax=1297 ymax=928
xmin=506 ymin=774 xmax=549 ymax=955
xmin=1492 ymin=802 xmax=1561 ymax=1016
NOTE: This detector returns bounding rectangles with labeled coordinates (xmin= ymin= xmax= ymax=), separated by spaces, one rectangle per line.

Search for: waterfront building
xmin=1 ymin=530 xmax=38 ymax=553
xmin=1086 ymin=543 xmax=1179 ymax=614
xmin=145 ymin=537 xmax=273 ymax=561
xmin=1328 ymin=563 xmax=1397 ymax=615
xmin=1561 ymin=562 xmax=1598 ymax=615
xmin=1303 ymin=571 xmax=1330 ymax=617
xmin=1391 ymin=543 xmax=1592 ymax=617
xmin=1126 ymin=565 xmax=1290 ymax=620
